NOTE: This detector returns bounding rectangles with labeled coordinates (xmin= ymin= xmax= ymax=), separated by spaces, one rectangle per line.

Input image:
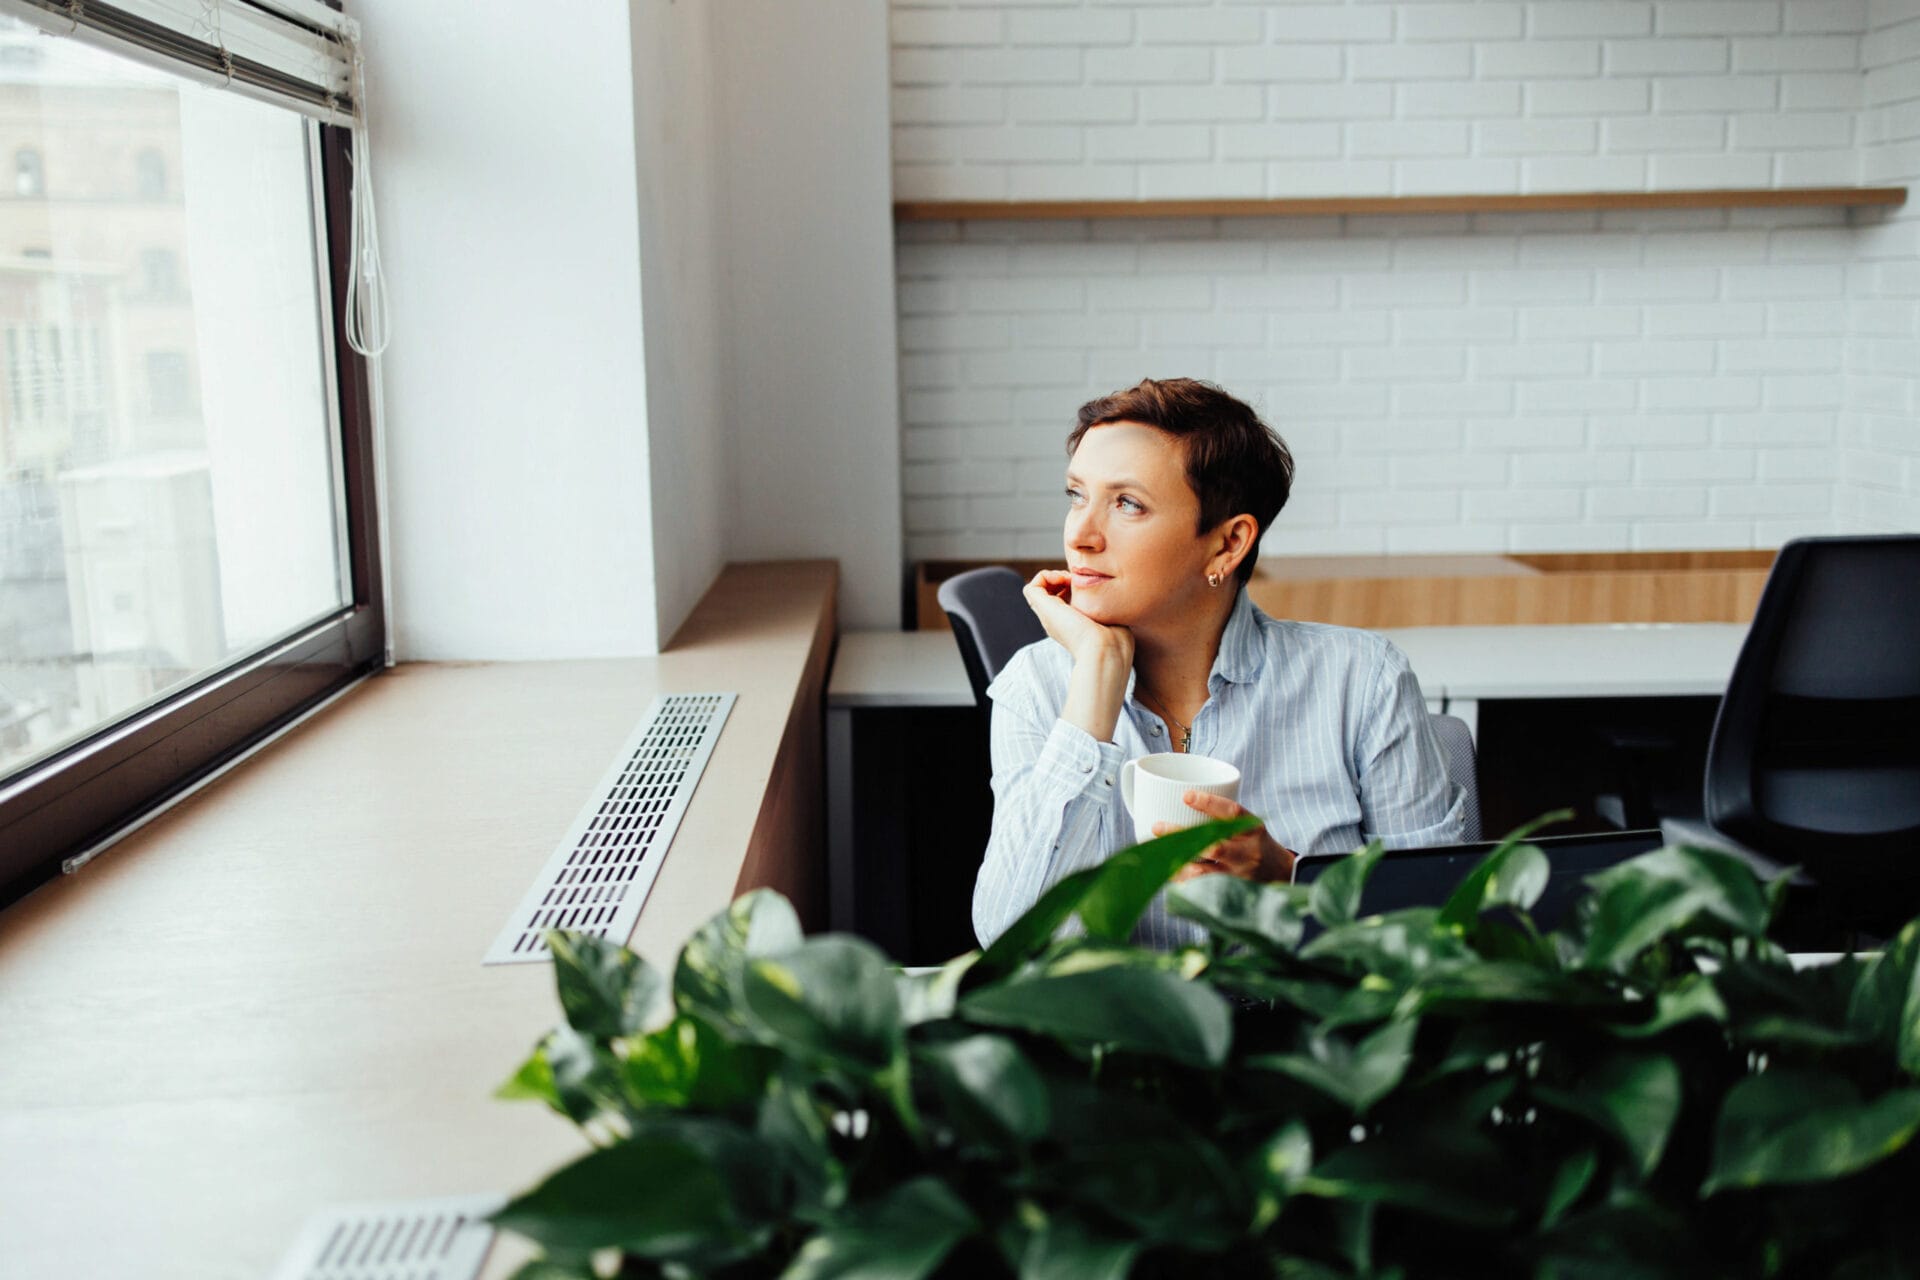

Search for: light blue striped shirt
xmin=973 ymin=588 xmax=1466 ymax=949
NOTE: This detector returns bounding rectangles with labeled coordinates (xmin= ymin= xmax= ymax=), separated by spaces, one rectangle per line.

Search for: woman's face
xmin=1063 ymin=420 xmax=1216 ymax=626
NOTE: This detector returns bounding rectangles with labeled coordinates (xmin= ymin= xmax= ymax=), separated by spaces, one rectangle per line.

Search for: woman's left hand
xmin=1154 ymin=791 xmax=1296 ymax=884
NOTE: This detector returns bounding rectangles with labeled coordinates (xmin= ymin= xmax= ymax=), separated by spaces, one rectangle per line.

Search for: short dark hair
xmin=1068 ymin=378 xmax=1294 ymax=585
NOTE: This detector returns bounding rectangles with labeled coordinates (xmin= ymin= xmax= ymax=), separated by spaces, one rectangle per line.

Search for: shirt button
xmin=1079 ymin=761 xmax=1093 ymax=774
xmin=1149 ymin=725 xmax=1161 ymax=736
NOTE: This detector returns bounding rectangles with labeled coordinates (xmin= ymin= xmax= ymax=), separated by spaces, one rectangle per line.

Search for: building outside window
xmin=139 ymin=247 xmax=181 ymax=301
xmin=13 ymin=146 xmax=40 ymax=197
xmin=143 ymin=349 xmax=190 ymax=416
xmin=133 ymin=146 xmax=165 ymax=199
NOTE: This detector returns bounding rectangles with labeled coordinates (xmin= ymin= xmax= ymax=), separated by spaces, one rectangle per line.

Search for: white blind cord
xmin=339 ymin=21 xmax=392 ymax=660
xmin=157 ymin=2 xmax=388 ymax=356
xmin=342 ymin=25 xmax=389 ymax=358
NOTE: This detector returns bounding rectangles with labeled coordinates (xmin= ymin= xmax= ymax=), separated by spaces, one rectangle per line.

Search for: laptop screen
xmin=1290 ymin=830 xmax=1665 ymax=932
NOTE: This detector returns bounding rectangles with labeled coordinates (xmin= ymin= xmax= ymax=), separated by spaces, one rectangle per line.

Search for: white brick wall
xmin=889 ymin=1 xmax=1918 ymax=561
xmin=898 ymin=206 xmax=1865 ymax=558
xmin=890 ymin=0 xmax=1866 ymax=200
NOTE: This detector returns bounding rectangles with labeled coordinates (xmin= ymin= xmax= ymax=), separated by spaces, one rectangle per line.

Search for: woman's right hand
xmin=1022 ymin=570 xmax=1134 ymax=668
xmin=1024 ymin=570 xmax=1135 ymax=745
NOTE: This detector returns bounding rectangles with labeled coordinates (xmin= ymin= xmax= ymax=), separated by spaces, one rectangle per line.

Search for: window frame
xmin=0 ymin=121 xmax=384 ymax=908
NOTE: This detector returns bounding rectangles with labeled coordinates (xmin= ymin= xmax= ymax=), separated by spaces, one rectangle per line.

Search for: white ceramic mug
xmin=1118 ymin=753 xmax=1242 ymax=844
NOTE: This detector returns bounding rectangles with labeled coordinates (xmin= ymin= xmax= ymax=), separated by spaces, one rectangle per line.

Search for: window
xmin=14 ymin=146 xmax=41 ymax=197
xmin=139 ymin=247 xmax=182 ymax=300
xmin=0 ymin=10 xmax=382 ymax=906
xmin=134 ymin=147 xmax=166 ymax=199
xmin=143 ymin=349 xmax=192 ymax=416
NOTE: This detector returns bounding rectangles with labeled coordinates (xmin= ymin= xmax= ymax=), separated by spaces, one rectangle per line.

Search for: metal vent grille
xmin=485 ymin=691 xmax=736 ymax=965
xmin=269 ymin=1194 xmax=502 ymax=1280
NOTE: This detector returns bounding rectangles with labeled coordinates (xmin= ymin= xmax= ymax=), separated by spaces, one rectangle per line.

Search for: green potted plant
xmin=491 ymin=816 xmax=1920 ymax=1279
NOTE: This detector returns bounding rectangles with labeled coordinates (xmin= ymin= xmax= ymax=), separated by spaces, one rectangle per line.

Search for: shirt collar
xmin=1121 ymin=588 xmax=1265 ymax=706
xmin=1211 ymin=587 xmax=1265 ymax=686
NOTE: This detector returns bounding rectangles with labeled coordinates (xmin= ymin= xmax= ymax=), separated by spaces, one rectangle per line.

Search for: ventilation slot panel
xmin=485 ymin=691 xmax=736 ymax=965
xmin=268 ymin=1194 xmax=502 ymax=1280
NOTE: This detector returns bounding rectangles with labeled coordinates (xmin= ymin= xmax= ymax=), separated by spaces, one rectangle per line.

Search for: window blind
xmin=0 ymin=0 xmax=355 ymax=125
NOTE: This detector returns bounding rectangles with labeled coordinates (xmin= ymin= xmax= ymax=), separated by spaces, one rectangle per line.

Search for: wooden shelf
xmin=894 ymin=187 xmax=1907 ymax=222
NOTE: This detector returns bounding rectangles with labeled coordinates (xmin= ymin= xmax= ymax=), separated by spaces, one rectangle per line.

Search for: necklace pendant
xmin=1178 ymin=727 xmax=1192 ymax=752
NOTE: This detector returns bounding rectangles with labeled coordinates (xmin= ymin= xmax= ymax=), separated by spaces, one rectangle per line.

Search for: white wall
xmin=362 ymin=3 xmax=658 ymax=660
xmin=1842 ymin=0 xmax=1920 ymax=531
xmin=631 ymin=0 xmax=729 ymax=646
xmin=364 ymin=0 xmax=905 ymax=655
xmin=713 ymin=0 xmax=905 ymax=630
xmin=889 ymin=0 xmax=1918 ymax=562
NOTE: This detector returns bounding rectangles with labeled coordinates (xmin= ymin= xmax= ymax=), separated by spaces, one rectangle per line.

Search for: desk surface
xmin=1383 ymin=622 xmax=1746 ymax=700
xmin=0 ymin=562 xmax=835 ymax=1279
xmin=830 ymin=630 xmax=976 ymax=707
xmin=829 ymin=621 xmax=1747 ymax=707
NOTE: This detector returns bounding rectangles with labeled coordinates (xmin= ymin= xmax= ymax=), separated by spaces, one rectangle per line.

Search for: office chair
xmin=1663 ymin=535 xmax=1920 ymax=936
xmin=937 ymin=565 xmax=1482 ymax=844
xmin=1428 ymin=712 xmax=1482 ymax=843
xmin=936 ymin=567 xmax=1045 ymax=707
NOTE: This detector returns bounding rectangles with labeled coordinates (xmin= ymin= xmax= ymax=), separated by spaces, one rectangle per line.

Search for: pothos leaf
xmin=1310 ymin=839 xmax=1389 ymax=928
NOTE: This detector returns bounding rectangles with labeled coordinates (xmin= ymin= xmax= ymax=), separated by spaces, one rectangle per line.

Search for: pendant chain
xmin=1137 ymin=686 xmax=1193 ymax=752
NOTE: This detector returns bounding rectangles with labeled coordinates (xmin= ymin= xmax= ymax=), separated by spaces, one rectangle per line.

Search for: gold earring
xmin=1207 ymin=572 xmax=1221 ymax=588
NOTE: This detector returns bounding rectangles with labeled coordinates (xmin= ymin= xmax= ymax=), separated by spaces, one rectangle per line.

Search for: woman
xmin=973 ymin=378 xmax=1464 ymax=949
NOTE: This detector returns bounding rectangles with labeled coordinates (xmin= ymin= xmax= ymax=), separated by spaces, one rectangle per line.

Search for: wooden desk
xmin=0 ymin=562 xmax=836 ymax=1279
xmin=913 ymin=552 xmax=1772 ymax=631
xmin=1248 ymin=552 xmax=1770 ymax=630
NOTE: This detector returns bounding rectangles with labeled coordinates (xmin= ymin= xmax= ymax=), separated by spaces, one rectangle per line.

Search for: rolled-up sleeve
xmin=971 ymin=653 xmax=1126 ymax=947
xmin=1354 ymin=642 xmax=1466 ymax=849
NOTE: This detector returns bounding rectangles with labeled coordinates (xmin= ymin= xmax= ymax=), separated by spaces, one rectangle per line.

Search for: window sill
xmin=0 ymin=559 xmax=838 ymax=1277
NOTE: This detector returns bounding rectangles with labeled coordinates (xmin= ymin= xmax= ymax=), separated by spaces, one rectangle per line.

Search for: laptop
xmin=1289 ymin=829 xmax=1666 ymax=933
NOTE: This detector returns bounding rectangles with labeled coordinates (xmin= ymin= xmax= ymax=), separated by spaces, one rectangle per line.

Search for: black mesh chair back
xmin=937 ymin=567 xmax=1046 ymax=708
xmin=1705 ymin=534 xmax=1920 ymax=904
xmin=1427 ymin=712 xmax=1482 ymax=843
